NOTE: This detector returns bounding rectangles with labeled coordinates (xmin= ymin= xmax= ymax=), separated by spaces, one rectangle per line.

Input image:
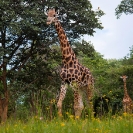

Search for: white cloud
xmin=84 ymin=0 xmax=133 ymax=59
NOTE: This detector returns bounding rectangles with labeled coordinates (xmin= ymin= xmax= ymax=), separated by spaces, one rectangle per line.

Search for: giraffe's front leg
xmin=74 ymin=90 xmax=84 ymax=118
xmin=57 ymin=82 xmax=67 ymax=117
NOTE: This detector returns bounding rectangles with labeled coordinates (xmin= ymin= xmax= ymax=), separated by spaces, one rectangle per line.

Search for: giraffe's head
xmin=120 ymin=75 xmax=128 ymax=82
xmin=45 ymin=8 xmax=59 ymax=25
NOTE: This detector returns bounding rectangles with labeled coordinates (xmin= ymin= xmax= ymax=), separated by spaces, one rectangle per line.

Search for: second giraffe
xmin=120 ymin=75 xmax=133 ymax=113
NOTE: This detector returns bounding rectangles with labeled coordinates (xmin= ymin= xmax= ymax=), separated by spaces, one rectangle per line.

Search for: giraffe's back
xmin=60 ymin=62 xmax=93 ymax=87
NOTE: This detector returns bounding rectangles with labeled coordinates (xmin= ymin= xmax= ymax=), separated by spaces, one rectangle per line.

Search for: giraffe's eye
xmin=53 ymin=15 xmax=56 ymax=17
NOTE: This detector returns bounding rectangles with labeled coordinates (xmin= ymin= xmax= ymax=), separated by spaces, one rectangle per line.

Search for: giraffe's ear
xmin=44 ymin=7 xmax=49 ymax=16
xmin=126 ymin=76 xmax=128 ymax=78
xmin=120 ymin=76 xmax=123 ymax=78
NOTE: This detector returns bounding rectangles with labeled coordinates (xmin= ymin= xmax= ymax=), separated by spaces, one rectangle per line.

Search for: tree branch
xmin=8 ymin=34 xmax=26 ymax=62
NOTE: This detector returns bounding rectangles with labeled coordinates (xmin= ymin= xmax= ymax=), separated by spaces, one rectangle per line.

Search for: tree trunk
xmin=0 ymin=64 xmax=9 ymax=123
xmin=0 ymin=94 xmax=8 ymax=123
xmin=29 ymin=92 xmax=38 ymax=116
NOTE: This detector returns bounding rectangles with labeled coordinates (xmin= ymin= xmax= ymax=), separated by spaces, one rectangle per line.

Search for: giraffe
xmin=46 ymin=8 xmax=94 ymax=117
xmin=120 ymin=75 xmax=133 ymax=113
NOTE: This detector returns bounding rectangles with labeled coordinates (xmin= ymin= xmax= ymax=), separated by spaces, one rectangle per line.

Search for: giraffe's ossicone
xmin=46 ymin=8 xmax=94 ymax=117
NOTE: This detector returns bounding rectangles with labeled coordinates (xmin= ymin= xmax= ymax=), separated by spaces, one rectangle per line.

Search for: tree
xmin=0 ymin=0 xmax=104 ymax=122
xmin=115 ymin=0 xmax=133 ymax=18
xmin=0 ymin=0 xmax=45 ymax=122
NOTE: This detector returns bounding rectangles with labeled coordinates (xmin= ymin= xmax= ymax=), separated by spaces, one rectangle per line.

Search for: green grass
xmin=0 ymin=113 xmax=133 ymax=133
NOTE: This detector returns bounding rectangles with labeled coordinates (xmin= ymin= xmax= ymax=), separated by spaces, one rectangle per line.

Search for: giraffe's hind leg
xmin=74 ymin=90 xmax=84 ymax=118
xmin=57 ymin=81 xmax=67 ymax=116
xmin=84 ymin=84 xmax=94 ymax=118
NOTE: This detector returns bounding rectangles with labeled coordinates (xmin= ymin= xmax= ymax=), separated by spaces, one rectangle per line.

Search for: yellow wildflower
xmin=61 ymin=123 xmax=65 ymax=127
xmin=123 ymin=112 xmax=127 ymax=117
xmin=69 ymin=115 xmax=74 ymax=119
xmin=75 ymin=116 xmax=79 ymax=119
xmin=65 ymin=112 xmax=69 ymax=115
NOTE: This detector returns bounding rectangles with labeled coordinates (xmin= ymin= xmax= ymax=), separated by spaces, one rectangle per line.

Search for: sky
xmin=84 ymin=0 xmax=133 ymax=59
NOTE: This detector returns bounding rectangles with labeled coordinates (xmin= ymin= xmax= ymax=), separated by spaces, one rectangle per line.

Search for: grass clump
xmin=0 ymin=113 xmax=133 ymax=133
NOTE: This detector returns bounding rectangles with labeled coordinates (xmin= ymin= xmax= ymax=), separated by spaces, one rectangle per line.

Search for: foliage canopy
xmin=115 ymin=0 xmax=133 ymax=18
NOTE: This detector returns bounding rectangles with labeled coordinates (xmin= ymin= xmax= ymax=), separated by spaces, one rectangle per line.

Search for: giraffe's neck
xmin=124 ymin=81 xmax=128 ymax=97
xmin=55 ymin=20 xmax=77 ymax=63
